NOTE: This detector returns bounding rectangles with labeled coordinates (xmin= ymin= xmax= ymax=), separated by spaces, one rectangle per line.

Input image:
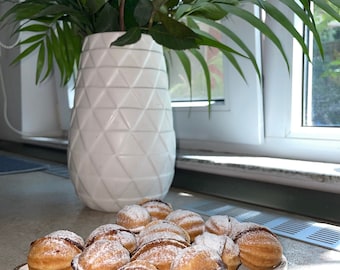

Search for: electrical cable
xmin=0 ymin=38 xmax=18 ymax=49
xmin=0 ymin=46 xmax=71 ymax=138
xmin=0 ymin=2 xmax=40 ymax=137
xmin=0 ymin=37 xmax=37 ymax=137
xmin=0 ymin=55 xmax=35 ymax=136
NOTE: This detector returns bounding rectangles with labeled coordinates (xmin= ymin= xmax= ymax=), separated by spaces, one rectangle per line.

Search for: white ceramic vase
xmin=68 ymin=32 xmax=176 ymax=212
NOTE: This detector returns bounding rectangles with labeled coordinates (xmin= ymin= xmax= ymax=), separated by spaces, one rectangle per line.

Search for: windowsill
xmin=6 ymin=137 xmax=340 ymax=194
xmin=176 ymin=150 xmax=340 ymax=194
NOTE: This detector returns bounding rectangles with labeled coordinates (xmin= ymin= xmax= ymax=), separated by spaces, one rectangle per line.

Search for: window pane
xmin=168 ymin=29 xmax=225 ymax=102
xmin=304 ymin=4 xmax=340 ymax=127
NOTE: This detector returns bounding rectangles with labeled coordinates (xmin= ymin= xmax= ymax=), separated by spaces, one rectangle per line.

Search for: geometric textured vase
xmin=67 ymin=32 xmax=176 ymax=212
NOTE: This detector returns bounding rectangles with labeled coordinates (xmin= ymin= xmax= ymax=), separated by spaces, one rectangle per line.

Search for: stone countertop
xmin=0 ymin=171 xmax=340 ymax=270
xmin=1 ymin=169 xmax=340 ymax=269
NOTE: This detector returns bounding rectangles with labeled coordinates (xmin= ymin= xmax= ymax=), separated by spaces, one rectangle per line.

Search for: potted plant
xmin=1 ymin=0 xmax=339 ymax=212
xmin=1 ymin=0 xmax=339 ymax=93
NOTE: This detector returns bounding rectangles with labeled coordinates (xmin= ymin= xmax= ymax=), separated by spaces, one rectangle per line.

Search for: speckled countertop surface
xmin=176 ymin=151 xmax=340 ymax=194
xmin=1 ymin=167 xmax=340 ymax=269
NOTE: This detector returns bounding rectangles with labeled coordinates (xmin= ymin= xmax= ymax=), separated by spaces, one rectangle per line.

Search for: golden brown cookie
xmin=221 ymin=236 xmax=241 ymax=270
xmin=205 ymin=215 xmax=233 ymax=236
xmin=116 ymin=204 xmax=152 ymax=233
xmin=131 ymin=238 xmax=189 ymax=270
xmin=138 ymin=220 xmax=190 ymax=247
xmin=27 ymin=230 xmax=84 ymax=270
xmin=170 ymin=245 xmax=225 ymax=270
xmin=118 ymin=260 xmax=159 ymax=270
xmin=193 ymin=231 xmax=226 ymax=256
xmin=85 ymin=223 xmax=137 ymax=253
xmin=139 ymin=199 xmax=173 ymax=220
xmin=72 ymin=240 xmax=130 ymax=270
xmin=235 ymin=227 xmax=283 ymax=270
xmin=165 ymin=209 xmax=205 ymax=242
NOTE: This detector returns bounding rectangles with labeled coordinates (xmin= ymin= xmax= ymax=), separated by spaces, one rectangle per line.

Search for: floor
xmin=1 ymin=150 xmax=340 ymax=269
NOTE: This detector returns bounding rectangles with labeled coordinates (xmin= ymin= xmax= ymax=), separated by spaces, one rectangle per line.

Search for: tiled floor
xmin=1 ymin=152 xmax=340 ymax=269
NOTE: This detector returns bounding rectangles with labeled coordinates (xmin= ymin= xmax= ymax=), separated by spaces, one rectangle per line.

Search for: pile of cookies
xmin=25 ymin=199 xmax=284 ymax=270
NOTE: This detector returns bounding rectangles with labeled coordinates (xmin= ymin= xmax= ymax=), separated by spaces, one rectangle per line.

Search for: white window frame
xmin=173 ymin=1 xmax=340 ymax=164
xmin=173 ymin=4 xmax=264 ymax=147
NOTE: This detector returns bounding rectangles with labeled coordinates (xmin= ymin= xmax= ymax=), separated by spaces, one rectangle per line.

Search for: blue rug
xmin=0 ymin=155 xmax=46 ymax=175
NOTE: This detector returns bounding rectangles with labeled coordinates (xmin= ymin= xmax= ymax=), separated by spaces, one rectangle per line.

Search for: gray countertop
xmin=1 ymin=166 xmax=340 ymax=269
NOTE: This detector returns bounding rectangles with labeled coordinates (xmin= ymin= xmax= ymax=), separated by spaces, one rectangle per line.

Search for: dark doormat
xmin=0 ymin=155 xmax=46 ymax=175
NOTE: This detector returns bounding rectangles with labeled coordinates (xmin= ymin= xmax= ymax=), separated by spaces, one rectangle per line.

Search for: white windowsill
xmin=176 ymin=150 xmax=340 ymax=194
xmin=20 ymin=136 xmax=340 ymax=194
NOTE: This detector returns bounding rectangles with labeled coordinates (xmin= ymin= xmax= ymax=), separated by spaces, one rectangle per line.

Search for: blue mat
xmin=0 ymin=155 xmax=46 ymax=175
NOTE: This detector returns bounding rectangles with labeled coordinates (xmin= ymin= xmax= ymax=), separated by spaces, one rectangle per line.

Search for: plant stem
xmin=119 ymin=0 xmax=125 ymax=31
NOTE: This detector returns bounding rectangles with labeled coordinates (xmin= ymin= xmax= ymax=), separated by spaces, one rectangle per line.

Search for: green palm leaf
xmin=192 ymin=16 xmax=261 ymax=81
xmin=222 ymin=4 xmax=290 ymax=71
xmin=190 ymin=48 xmax=212 ymax=109
xmin=174 ymin=50 xmax=193 ymax=90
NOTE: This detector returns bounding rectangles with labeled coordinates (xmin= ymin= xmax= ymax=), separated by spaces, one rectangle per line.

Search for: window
xmin=304 ymin=4 xmax=340 ymax=127
xmin=173 ymin=2 xmax=340 ymax=164
xmin=169 ymin=37 xmax=225 ymax=102
xmin=172 ymin=4 xmax=264 ymax=146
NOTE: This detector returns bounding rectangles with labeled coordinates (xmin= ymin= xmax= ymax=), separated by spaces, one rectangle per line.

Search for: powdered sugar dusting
xmin=118 ymin=260 xmax=158 ymax=270
xmin=223 ymin=236 xmax=239 ymax=256
xmin=229 ymin=220 xmax=261 ymax=240
xmin=171 ymin=245 xmax=222 ymax=270
xmin=193 ymin=232 xmax=227 ymax=255
xmin=116 ymin=205 xmax=151 ymax=232
xmin=138 ymin=220 xmax=190 ymax=245
xmin=77 ymin=240 xmax=130 ymax=269
xmin=166 ymin=209 xmax=205 ymax=241
xmin=46 ymin=230 xmax=84 ymax=247
xmin=86 ymin=224 xmax=126 ymax=241
xmin=205 ymin=215 xmax=232 ymax=235
xmin=140 ymin=199 xmax=173 ymax=220
xmin=132 ymin=239 xmax=188 ymax=268
xmin=85 ymin=223 xmax=136 ymax=251
xmin=138 ymin=231 xmax=188 ymax=247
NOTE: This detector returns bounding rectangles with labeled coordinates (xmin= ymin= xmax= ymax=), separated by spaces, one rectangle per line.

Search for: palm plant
xmin=1 ymin=0 xmax=340 ymax=100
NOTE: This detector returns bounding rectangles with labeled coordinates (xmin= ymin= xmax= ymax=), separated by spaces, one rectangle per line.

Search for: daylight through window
xmin=304 ymin=3 xmax=340 ymax=127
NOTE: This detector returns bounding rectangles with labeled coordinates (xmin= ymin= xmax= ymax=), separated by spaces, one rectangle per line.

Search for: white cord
xmin=0 ymin=48 xmax=69 ymax=138
xmin=0 ymin=38 xmax=19 ymax=49
xmin=0 ymin=8 xmax=29 ymax=135
xmin=0 ymin=52 xmax=36 ymax=137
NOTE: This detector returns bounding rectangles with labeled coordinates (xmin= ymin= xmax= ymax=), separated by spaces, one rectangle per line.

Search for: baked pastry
xmin=131 ymin=238 xmax=189 ymax=270
xmin=27 ymin=230 xmax=84 ymax=270
xmin=72 ymin=239 xmax=130 ymax=270
xmin=139 ymin=199 xmax=173 ymax=220
xmin=138 ymin=220 xmax=190 ymax=247
xmin=46 ymin=230 xmax=85 ymax=248
xmin=165 ymin=209 xmax=205 ymax=242
xmin=116 ymin=204 xmax=152 ymax=233
xmin=170 ymin=245 xmax=225 ymax=270
xmin=221 ymin=236 xmax=241 ymax=270
xmin=229 ymin=221 xmax=261 ymax=240
xmin=192 ymin=232 xmax=226 ymax=256
xmin=205 ymin=215 xmax=233 ymax=236
xmin=234 ymin=227 xmax=283 ymax=270
xmin=118 ymin=260 xmax=159 ymax=270
xmin=85 ymin=223 xmax=137 ymax=253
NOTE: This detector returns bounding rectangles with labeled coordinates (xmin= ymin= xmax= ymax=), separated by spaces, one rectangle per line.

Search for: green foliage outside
xmin=310 ymin=2 xmax=340 ymax=126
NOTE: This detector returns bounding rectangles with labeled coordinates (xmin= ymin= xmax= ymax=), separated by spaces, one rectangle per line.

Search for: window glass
xmin=168 ymin=30 xmax=224 ymax=102
xmin=304 ymin=4 xmax=340 ymax=127
xmin=173 ymin=2 xmax=340 ymax=163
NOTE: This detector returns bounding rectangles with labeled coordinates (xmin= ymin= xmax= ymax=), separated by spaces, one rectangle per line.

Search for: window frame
xmin=172 ymin=4 xmax=265 ymax=146
xmin=173 ymin=2 xmax=340 ymax=164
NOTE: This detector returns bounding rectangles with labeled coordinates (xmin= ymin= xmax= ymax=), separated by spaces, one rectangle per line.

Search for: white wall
xmin=0 ymin=2 xmax=65 ymax=142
